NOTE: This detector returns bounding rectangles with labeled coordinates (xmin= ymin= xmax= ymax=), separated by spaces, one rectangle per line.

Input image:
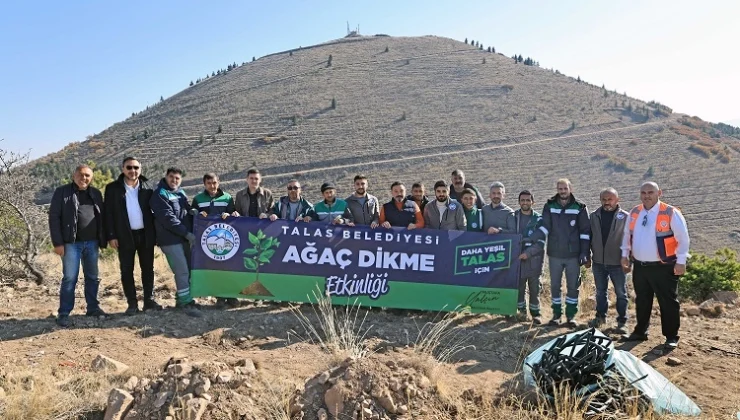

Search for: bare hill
xmin=32 ymin=35 xmax=740 ymax=253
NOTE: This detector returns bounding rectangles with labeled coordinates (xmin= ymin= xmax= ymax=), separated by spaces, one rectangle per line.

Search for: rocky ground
xmin=0 ymin=255 xmax=739 ymax=419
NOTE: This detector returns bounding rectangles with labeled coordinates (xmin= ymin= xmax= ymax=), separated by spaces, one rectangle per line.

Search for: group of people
xmin=49 ymin=158 xmax=690 ymax=350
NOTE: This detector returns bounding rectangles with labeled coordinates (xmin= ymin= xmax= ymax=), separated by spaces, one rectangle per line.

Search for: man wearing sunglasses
xmin=104 ymin=157 xmax=162 ymax=316
xmin=621 ymin=182 xmax=690 ymax=350
xmin=270 ymin=180 xmax=314 ymax=222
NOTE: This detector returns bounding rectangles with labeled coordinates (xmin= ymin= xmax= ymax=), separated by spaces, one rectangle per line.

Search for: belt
xmin=132 ymin=229 xmax=145 ymax=234
xmin=633 ymin=259 xmax=664 ymax=266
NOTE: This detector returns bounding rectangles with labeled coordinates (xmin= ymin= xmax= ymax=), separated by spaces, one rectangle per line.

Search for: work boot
xmin=86 ymin=308 xmax=108 ymax=318
xmin=124 ymin=303 xmax=139 ymax=316
xmin=548 ymin=316 xmax=561 ymax=326
xmin=143 ymin=299 xmax=164 ymax=311
xmin=176 ymin=301 xmax=203 ymax=318
xmin=615 ymin=322 xmax=628 ymax=335
xmin=566 ymin=318 xmax=579 ymax=328
xmin=532 ymin=315 xmax=543 ymax=325
xmin=56 ymin=315 xmax=71 ymax=328
xmin=588 ymin=316 xmax=606 ymax=328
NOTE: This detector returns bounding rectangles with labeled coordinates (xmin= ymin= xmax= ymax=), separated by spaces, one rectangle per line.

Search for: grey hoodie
xmin=423 ymin=198 xmax=466 ymax=231
xmin=482 ymin=203 xmax=516 ymax=233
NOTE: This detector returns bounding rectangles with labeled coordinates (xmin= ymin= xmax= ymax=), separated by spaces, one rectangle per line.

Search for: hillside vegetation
xmin=29 ymin=35 xmax=740 ymax=253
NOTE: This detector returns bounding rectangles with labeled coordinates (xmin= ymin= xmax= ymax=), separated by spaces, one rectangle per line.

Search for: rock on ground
xmin=91 ymin=354 xmax=130 ymax=374
xmin=103 ymin=388 xmax=134 ymax=420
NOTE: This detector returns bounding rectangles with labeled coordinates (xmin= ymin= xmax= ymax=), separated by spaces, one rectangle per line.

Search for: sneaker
xmin=56 ymin=315 xmax=71 ymax=328
xmin=143 ymin=299 xmax=163 ymax=311
xmin=86 ymin=308 xmax=108 ymax=318
xmin=664 ymin=337 xmax=679 ymax=350
xmin=124 ymin=304 xmax=139 ymax=316
xmin=548 ymin=317 xmax=561 ymax=326
xmin=588 ymin=317 xmax=606 ymax=328
xmin=532 ymin=316 xmax=543 ymax=325
xmin=615 ymin=322 xmax=628 ymax=335
xmin=176 ymin=301 xmax=203 ymax=318
xmin=621 ymin=332 xmax=649 ymax=342
xmin=566 ymin=318 xmax=579 ymax=328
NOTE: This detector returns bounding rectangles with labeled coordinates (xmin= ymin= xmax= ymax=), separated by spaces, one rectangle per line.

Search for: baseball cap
xmin=320 ymin=182 xmax=336 ymax=192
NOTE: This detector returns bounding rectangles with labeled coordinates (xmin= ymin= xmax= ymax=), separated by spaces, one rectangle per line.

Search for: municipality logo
xmin=201 ymin=223 xmax=240 ymax=261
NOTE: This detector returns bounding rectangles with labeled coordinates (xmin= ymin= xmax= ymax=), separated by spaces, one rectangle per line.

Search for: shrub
xmin=680 ymin=248 xmax=740 ymax=302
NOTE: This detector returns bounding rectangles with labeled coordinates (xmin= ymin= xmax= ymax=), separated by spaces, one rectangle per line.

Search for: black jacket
xmin=48 ymin=183 xmax=107 ymax=247
xmin=104 ymin=174 xmax=156 ymax=249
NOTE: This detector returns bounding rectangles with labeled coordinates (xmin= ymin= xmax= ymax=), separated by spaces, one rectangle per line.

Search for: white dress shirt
xmin=124 ymin=181 xmax=145 ymax=230
xmin=621 ymin=201 xmax=690 ymax=264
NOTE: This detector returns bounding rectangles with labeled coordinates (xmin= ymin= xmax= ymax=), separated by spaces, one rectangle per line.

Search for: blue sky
xmin=1 ymin=0 xmax=738 ymax=159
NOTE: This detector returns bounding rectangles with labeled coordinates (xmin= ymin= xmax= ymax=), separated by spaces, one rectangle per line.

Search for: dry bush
xmin=689 ymin=143 xmax=714 ymax=159
xmin=592 ymin=152 xmax=610 ymax=160
xmin=0 ymin=144 xmax=48 ymax=284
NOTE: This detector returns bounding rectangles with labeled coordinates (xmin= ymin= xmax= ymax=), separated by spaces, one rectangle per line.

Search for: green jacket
xmin=191 ymin=189 xmax=236 ymax=216
xmin=464 ymin=207 xmax=484 ymax=232
xmin=309 ymin=199 xmax=349 ymax=223
xmin=273 ymin=196 xmax=314 ymax=220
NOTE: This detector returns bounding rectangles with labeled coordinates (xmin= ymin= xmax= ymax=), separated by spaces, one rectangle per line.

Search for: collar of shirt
xmin=124 ymin=180 xmax=139 ymax=191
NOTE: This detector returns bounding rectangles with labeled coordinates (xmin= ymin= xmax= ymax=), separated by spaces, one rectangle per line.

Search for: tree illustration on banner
xmin=240 ymin=230 xmax=279 ymax=296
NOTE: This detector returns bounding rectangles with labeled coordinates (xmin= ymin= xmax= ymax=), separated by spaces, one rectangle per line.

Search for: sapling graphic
xmin=240 ymin=229 xmax=279 ymax=297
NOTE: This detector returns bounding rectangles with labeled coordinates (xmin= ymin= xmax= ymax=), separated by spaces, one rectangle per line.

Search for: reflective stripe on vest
xmin=628 ymin=202 xmax=678 ymax=263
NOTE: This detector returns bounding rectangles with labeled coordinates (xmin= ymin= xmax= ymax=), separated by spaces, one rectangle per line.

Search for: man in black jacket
xmin=48 ymin=164 xmax=108 ymax=327
xmin=104 ymin=157 xmax=162 ymax=315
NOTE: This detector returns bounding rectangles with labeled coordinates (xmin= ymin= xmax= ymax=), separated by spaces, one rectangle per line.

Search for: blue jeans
xmin=58 ymin=240 xmax=100 ymax=316
xmin=591 ymin=263 xmax=628 ymax=323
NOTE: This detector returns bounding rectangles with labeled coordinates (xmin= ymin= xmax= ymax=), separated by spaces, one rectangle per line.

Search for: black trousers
xmin=632 ymin=262 xmax=680 ymax=339
xmin=118 ymin=230 xmax=155 ymax=305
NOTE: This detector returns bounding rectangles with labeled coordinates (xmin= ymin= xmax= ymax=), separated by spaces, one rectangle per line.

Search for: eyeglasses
xmin=125 ymin=165 xmax=140 ymax=170
xmin=287 ymin=186 xmax=300 ymax=191
xmin=642 ymin=214 xmax=648 ymax=227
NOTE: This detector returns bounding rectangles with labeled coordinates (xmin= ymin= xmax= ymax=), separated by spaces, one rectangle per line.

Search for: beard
xmin=436 ymin=196 xmax=447 ymax=202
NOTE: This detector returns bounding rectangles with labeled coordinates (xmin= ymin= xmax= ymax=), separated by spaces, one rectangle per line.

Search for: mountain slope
xmin=33 ymin=35 xmax=740 ymax=252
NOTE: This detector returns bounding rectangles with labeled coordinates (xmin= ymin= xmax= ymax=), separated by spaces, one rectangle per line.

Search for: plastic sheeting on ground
xmin=523 ymin=329 xmax=701 ymax=416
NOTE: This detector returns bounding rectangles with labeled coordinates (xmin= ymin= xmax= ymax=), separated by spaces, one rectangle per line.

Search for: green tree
xmin=189 ymin=81 xmax=194 ymax=87
xmin=464 ymin=38 xmax=468 ymax=44
xmin=681 ymin=248 xmax=740 ymax=302
xmin=217 ymin=124 xmax=223 ymax=134
xmin=331 ymin=97 xmax=336 ymax=109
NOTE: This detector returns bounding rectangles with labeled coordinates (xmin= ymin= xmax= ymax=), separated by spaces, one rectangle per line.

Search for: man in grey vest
xmin=589 ymin=187 xmax=629 ymax=333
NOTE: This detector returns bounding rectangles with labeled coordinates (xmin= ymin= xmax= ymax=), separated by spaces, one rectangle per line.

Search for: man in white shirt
xmin=620 ymin=182 xmax=690 ymax=350
xmin=105 ymin=157 xmax=162 ymax=315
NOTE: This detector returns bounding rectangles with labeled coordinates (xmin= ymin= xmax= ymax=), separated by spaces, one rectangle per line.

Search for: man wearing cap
xmin=621 ymin=182 xmax=690 ymax=350
xmin=305 ymin=182 xmax=349 ymax=224
xmin=270 ymin=179 xmax=314 ymax=221
xmin=423 ymin=180 xmax=466 ymax=231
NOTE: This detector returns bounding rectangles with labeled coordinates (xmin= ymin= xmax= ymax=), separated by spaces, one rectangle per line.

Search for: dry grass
xmin=289 ymin=288 xmax=373 ymax=360
xmin=0 ymin=366 xmax=125 ymax=420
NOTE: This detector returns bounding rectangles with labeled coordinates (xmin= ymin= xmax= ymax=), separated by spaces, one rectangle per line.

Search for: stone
xmin=699 ymin=299 xmax=724 ymax=317
xmin=153 ymin=391 xmax=171 ymax=408
xmin=217 ymin=371 xmax=233 ymax=384
xmin=362 ymin=407 xmax=373 ymax=418
xmin=0 ymin=386 xmax=5 ymax=399
xmin=397 ymin=404 xmax=408 ymax=415
xmin=386 ymin=361 xmax=397 ymax=370
xmin=92 ymin=354 xmax=129 ymax=374
xmin=324 ymin=385 xmax=345 ymax=418
xmin=317 ymin=408 xmax=329 ymax=420
xmin=166 ymin=363 xmax=192 ymax=377
xmin=184 ymin=398 xmax=208 ymax=420
xmin=123 ymin=376 xmax=138 ymax=392
xmin=389 ymin=378 xmax=401 ymax=392
xmin=236 ymin=358 xmax=257 ymax=374
xmin=318 ymin=370 xmax=331 ymax=384
xmin=685 ymin=307 xmax=701 ymax=316
xmin=666 ymin=357 xmax=683 ymax=366
xmin=289 ymin=401 xmax=305 ymax=416
xmin=710 ymin=291 xmax=738 ymax=305
xmin=194 ymin=378 xmax=211 ymax=397
xmin=378 ymin=392 xmax=397 ymax=414
xmin=104 ymin=388 xmax=134 ymax=420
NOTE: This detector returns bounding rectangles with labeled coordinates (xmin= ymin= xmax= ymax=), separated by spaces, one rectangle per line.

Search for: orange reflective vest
xmin=628 ymin=202 xmax=678 ymax=263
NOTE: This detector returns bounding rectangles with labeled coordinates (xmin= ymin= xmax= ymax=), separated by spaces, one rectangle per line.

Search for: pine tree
xmin=577 ymin=76 xmax=581 ymax=82
xmin=464 ymin=38 xmax=468 ymax=44
xmin=252 ymin=56 xmax=256 ymax=61
xmin=384 ymin=46 xmax=389 ymax=53
xmin=331 ymin=97 xmax=336 ymax=109
xmin=492 ymin=46 xmax=496 ymax=53
xmin=217 ymin=125 xmax=222 ymax=134
xmin=189 ymin=81 xmax=194 ymax=87
xmin=487 ymin=46 xmax=491 ymax=52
